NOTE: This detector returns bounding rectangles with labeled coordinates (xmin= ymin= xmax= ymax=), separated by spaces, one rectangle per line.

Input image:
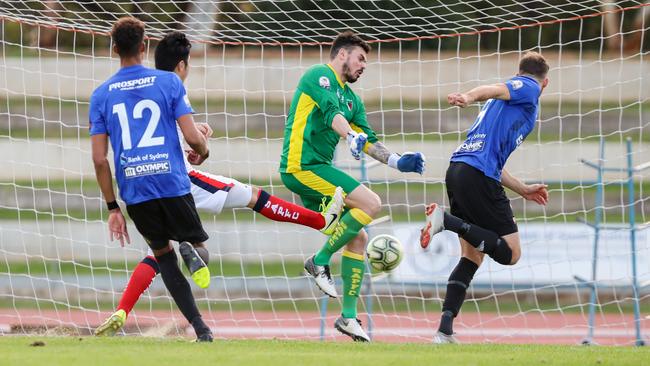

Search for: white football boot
xmin=304 ymin=255 xmax=338 ymax=298
xmin=419 ymin=203 xmax=444 ymax=249
xmin=334 ymin=316 xmax=370 ymax=342
xmin=432 ymin=330 xmax=459 ymax=344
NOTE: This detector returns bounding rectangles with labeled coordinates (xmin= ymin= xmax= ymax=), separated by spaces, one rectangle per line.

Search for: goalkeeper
xmin=280 ymin=31 xmax=425 ymax=342
xmin=95 ymin=31 xmax=344 ymax=337
xmin=420 ymin=52 xmax=550 ymax=343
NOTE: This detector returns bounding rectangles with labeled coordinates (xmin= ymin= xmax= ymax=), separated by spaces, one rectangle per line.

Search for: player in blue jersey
xmin=89 ymin=17 xmax=213 ymax=342
xmin=420 ymin=52 xmax=550 ymax=343
xmin=94 ymin=31 xmax=345 ymax=338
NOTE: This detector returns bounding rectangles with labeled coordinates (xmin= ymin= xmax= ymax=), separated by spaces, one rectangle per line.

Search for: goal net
xmin=1 ymin=0 xmax=648 ymax=345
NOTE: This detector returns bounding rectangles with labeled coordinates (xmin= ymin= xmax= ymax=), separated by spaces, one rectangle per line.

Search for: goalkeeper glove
xmin=388 ymin=152 xmax=426 ymax=174
xmin=347 ymin=131 xmax=367 ymax=160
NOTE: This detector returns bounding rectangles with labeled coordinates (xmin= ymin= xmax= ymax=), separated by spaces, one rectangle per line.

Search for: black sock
xmin=438 ymin=311 xmax=455 ymax=336
xmin=444 ymin=213 xmax=512 ymax=264
xmin=461 ymin=223 xmax=499 ymax=254
xmin=155 ymin=250 xmax=201 ymax=323
xmin=439 ymin=257 xmax=479 ymax=335
xmin=491 ymin=240 xmax=513 ymax=265
xmin=191 ymin=315 xmax=211 ymax=337
xmin=443 ymin=212 xmax=471 ymax=235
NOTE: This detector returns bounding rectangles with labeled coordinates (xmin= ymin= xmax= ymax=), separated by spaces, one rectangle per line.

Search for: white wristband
xmin=387 ymin=153 xmax=400 ymax=170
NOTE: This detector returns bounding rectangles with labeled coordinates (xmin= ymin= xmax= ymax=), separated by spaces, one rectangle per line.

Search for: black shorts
xmin=126 ymin=193 xmax=209 ymax=250
xmin=445 ymin=162 xmax=518 ymax=236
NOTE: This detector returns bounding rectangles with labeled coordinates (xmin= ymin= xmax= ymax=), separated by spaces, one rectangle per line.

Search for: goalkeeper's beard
xmin=342 ymin=61 xmax=360 ymax=83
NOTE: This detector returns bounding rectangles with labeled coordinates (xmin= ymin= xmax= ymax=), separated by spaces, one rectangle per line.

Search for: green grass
xmin=0 ymin=337 xmax=647 ymax=366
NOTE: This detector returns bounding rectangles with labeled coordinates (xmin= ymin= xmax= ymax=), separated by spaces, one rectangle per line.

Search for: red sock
xmin=253 ymin=190 xmax=325 ymax=230
xmin=117 ymin=256 xmax=159 ymax=315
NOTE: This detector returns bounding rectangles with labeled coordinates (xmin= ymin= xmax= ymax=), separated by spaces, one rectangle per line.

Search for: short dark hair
xmin=519 ymin=52 xmax=549 ymax=79
xmin=330 ymin=31 xmax=371 ymax=60
xmin=155 ymin=31 xmax=192 ymax=72
xmin=111 ymin=17 xmax=145 ymax=58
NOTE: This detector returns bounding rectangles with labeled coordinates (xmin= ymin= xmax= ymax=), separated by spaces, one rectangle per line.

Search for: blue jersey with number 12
xmin=450 ymin=75 xmax=541 ymax=182
xmin=89 ymin=64 xmax=194 ymax=205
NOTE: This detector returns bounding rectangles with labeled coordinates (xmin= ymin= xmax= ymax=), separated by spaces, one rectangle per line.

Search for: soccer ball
xmin=366 ymin=234 xmax=403 ymax=272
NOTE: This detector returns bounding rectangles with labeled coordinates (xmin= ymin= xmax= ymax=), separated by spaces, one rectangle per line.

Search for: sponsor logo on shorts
xmin=124 ymin=161 xmax=171 ymax=178
xmin=455 ymin=139 xmax=485 ymax=153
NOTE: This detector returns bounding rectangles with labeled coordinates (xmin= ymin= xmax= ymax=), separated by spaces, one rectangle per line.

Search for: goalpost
xmin=0 ymin=1 xmax=648 ymax=345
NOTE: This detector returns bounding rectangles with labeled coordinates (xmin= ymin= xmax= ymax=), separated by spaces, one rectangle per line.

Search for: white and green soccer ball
xmin=366 ymin=234 xmax=404 ymax=272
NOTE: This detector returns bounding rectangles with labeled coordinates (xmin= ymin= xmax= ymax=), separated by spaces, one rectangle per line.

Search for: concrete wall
xmin=2 ymin=53 xmax=648 ymax=103
xmin=2 ymin=138 xmax=648 ymax=182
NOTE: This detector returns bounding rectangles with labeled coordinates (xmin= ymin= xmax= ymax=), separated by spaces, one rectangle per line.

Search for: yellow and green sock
xmin=313 ymin=208 xmax=372 ymax=265
xmin=341 ymin=250 xmax=366 ymax=318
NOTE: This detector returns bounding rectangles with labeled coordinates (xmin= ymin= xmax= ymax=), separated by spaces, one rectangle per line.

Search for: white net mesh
xmin=1 ymin=1 xmax=649 ymax=344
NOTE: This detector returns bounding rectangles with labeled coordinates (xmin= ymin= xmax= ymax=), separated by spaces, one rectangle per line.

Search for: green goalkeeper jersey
xmin=279 ymin=64 xmax=378 ymax=173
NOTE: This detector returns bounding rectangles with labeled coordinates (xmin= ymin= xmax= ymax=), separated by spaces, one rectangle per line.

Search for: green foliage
xmin=2 ymin=1 xmax=649 ymax=51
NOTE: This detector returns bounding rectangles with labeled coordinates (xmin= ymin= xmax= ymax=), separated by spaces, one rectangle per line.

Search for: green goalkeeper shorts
xmin=280 ymin=165 xmax=361 ymax=211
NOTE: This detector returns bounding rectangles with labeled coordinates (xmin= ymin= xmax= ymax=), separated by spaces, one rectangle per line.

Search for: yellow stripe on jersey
xmin=287 ymin=93 xmax=317 ymax=172
xmin=326 ymin=64 xmax=345 ymax=88
xmin=342 ymin=249 xmax=365 ymax=261
xmin=292 ymin=170 xmax=337 ymax=196
xmin=350 ymin=123 xmax=372 ymax=153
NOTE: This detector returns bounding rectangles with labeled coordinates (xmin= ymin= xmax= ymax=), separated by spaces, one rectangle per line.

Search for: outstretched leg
xmin=422 ymin=205 xmax=521 ymax=265
xmin=190 ymin=170 xmax=344 ymax=234
xmin=95 ymin=256 xmax=158 ymax=336
xmin=248 ymin=186 xmax=343 ymax=235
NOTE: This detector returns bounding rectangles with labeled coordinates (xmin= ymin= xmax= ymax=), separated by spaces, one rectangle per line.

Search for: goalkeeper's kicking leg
xmin=303 ymin=184 xmax=381 ymax=342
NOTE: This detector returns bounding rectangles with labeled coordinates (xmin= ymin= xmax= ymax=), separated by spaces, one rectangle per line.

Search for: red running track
xmin=1 ymin=309 xmax=647 ymax=345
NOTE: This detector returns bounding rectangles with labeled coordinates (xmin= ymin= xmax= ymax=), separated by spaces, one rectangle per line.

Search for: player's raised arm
xmin=448 ymin=83 xmax=511 ymax=108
